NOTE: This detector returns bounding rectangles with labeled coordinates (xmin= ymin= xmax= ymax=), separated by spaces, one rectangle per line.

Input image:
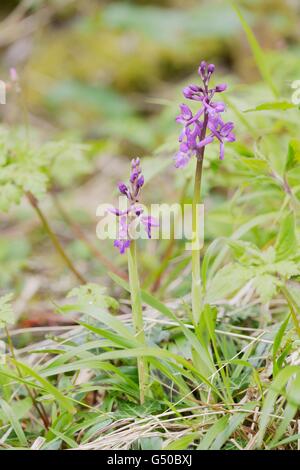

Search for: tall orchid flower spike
xmin=174 ymin=61 xmax=235 ymax=168
xmin=174 ymin=61 xmax=235 ymax=324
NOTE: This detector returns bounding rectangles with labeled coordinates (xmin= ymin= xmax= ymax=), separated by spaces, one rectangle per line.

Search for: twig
xmin=26 ymin=191 xmax=86 ymax=284
xmin=52 ymin=193 xmax=128 ymax=281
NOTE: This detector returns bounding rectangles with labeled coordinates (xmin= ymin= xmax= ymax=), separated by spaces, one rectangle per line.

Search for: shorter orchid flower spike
xmin=112 ymin=159 xmax=158 ymax=254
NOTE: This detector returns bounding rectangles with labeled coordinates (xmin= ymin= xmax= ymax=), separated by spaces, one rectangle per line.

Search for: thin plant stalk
xmin=127 ymin=240 xmax=148 ymax=404
xmin=26 ymin=191 xmax=86 ymax=284
xmin=52 ymin=193 xmax=128 ymax=281
xmin=191 ymin=113 xmax=208 ymax=324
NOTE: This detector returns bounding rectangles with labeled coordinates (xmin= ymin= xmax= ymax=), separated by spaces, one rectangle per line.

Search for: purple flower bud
xmin=131 ymin=157 xmax=140 ymax=169
xmin=198 ymin=61 xmax=207 ymax=78
xmin=137 ymin=175 xmax=144 ymax=188
xmin=207 ymin=64 xmax=215 ymax=74
xmin=183 ymin=86 xmax=193 ymax=99
xmin=130 ymin=170 xmax=139 ymax=183
xmin=215 ymin=83 xmax=227 ymax=92
xmin=118 ymin=182 xmax=129 ymax=195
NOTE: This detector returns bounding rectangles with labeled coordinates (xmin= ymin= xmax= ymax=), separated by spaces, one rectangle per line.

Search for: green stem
xmin=26 ymin=192 xmax=86 ymax=284
xmin=128 ymin=240 xmax=147 ymax=404
xmin=192 ymin=158 xmax=204 ymax=324
xmin=191 ymin=113 xmax=208 ymax=324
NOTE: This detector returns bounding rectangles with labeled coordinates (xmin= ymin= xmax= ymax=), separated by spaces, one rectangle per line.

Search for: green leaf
xmin=0 ymin=398 xmax=28 ymax=447
xmin=240 ymin=157 xmax=269 ymax=174
xmin=206 ymin=263 xmax=252 ymax=303
xmin=67 ymin=283 xmax=119 ymax=311
xmin=286 ymin=139 xmax=300 ymax=172
xmin=210 ymin=410 xmax=251 ymax=450
xmin=0 ymin=183 xmax=22 ymax=212
xmin=0 ymin=293 xmax=15 ymax=327
xmin=273 ymin=261 xmax=299 ymax=278
xmin=163 ymin=433 xmax=198 ymax=450
xmin=245 ymin=102 xmax=296 ymax=113
xmin=275 ymin=213 xmax=297 ymax=261
xmin=14 ymin=360 xmax=76 ymax=414
xmin=252 ymin=274 xmax=277 ymax=303
xmin=272 ymin=313 xmax=291 ymax=376
xmin=257 ymin=366 xmax=300 ymax=447
xmin=230 ymin=2 xmax=278 ymax=98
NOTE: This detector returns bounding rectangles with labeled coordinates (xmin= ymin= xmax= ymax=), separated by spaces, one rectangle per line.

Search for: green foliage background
xmin=0 ymin=0 xmax=300 ymax=451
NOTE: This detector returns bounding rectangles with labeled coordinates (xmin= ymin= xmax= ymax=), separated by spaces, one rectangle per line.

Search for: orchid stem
xmin=128 ymin=240 xmax=147 ymax=404
xmin=191 ymin=114 xmax=208 ymax=324
xmin=26 ymin=192 xmax=86 ymax=284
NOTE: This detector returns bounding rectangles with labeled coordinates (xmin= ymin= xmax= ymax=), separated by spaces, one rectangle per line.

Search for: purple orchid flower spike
xmin=174 ymin=61 xmax=235 ymax=168
xmin=112 ymin=159 xmax=158 ymax=254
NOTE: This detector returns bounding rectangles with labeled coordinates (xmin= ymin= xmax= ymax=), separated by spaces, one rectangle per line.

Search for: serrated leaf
xmin=206 ymin=263 xmax=253 ymax=302
xmin=68 ymin=283 xmax=119 ymax=311
xmin=0 ymin=183 xmax=22 ymax=212
xmin=252 ymin=274 xmax=277 ymax=303
xmin=273 ymin=261 xmax=299 ymax=278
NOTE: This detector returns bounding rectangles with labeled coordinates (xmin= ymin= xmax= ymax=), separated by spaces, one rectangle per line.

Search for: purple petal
xmin=197 ymin=135 xmax=214 ymax=149
xmin=114 ymin=239 xmax=131 ymax=254
xmin=174 ymin=151 xmax=191 ymax=168
xmin=118 ymin=182 xmax=129 ymax=196
xmin=215 ymin=83 xmax=227 ymax=92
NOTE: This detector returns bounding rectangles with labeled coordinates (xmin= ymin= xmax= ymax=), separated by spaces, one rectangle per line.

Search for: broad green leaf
xmin=275 ymin=213 xmax=297 ymax=261
xmin=206 ymin=263 xmax=252 ymax=303
xmin=286 ymin=139 xmax=300 ymax=172
xmin=252 ymin=274 xmax=277 ymax=303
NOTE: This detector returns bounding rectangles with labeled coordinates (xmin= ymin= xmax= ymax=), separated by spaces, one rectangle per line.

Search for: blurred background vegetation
xmin=1 ymin=0 xmax=300 ymax=327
